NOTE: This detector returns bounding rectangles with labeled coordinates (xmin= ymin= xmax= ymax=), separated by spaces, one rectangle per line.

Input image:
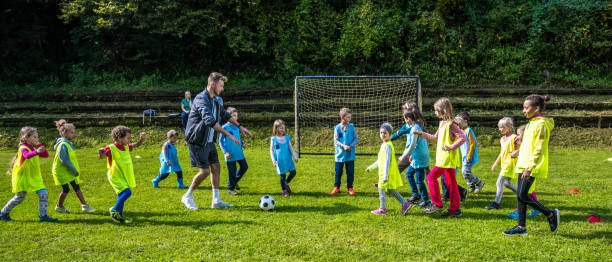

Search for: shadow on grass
xmin=559 ymin=230 xmax=611 ymax=240
xmin=242 ymin=202 xmax=366 ymax=215
xmin=238 ymin=190 xmax=380 ymax=198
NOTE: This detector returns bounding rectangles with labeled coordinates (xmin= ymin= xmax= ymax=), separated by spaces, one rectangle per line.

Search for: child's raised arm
xmin=132 ymin=132 xmax=147 ymax=148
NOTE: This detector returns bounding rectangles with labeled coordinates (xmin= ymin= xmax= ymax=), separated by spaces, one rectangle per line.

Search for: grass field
xmin=0 ymin=143 xmax=610 ymax=261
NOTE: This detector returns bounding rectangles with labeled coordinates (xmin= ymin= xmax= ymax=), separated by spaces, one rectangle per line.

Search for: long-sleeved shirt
xmin=368 ymin=143 xmax=393 ymax=181
xmin=54 ymin=137 xmax=78 ymax=174
xmin=20 ymin=143 xmax=49 ymax=165
xmin=420 ymin=120 xmax=466 ymax=150
xmin=390 ymin=123 xmax=418 ymax=157
xmin=334 ymin=123 xmax=358 ymax=162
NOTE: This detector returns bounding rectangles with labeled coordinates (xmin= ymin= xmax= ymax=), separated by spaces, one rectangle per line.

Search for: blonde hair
xmin=226 ymin=107 xmax=238 ymax=115
xmin=433 ymin=97 xmax=454 ymax=121
xmin=208 ymin=72 xmax=228 ymax=85
xmin=111 ymin=125 xmax=131 ymax=141
xmin=55 ymin=119 xmax=75 ymax=137
xmin=167 ymin=129 xmax=178 ymax=138
xmin=339 ymin=108 xmax=351 ymax=119
xmin=8 ymin=127 xmax=38 ymax=175
xmin=272 ymin=119 xmax=286 ymax=136
xmin=498 ymin=117 xmax=514 ymax=132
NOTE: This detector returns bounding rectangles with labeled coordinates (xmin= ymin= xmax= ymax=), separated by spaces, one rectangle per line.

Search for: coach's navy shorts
xmin=188 ymin=143 xmax=219 ymax=169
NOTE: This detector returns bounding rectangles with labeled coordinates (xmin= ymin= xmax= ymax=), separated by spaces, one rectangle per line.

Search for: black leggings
xmin=61 ymin=181 xmax=81 ymax=194
xmin=280 ymin=170 xmax=296 ymax=190
xmin=516 ymin=173 xmax=552 ymax=227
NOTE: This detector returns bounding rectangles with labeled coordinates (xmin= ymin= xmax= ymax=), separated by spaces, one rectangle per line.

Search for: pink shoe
xmin=371 ymin=208 xmax=387 ymax=215
xmin=401 ymin=202 xmax=412 ymax=215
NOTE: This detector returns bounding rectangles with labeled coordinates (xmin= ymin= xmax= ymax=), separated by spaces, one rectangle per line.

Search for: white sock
xmin=212 ymin=189 xmax=220 ymax=202
xmin=185 ymin=188 xmax=194 ymax=197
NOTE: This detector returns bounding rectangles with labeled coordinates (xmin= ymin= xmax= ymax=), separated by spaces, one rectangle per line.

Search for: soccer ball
xmin=259 ymin=195 xmax=275 ymax=211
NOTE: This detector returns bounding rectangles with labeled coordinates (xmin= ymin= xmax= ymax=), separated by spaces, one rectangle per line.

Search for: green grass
xmin=0 ymin=144 xmax=610 ymax=261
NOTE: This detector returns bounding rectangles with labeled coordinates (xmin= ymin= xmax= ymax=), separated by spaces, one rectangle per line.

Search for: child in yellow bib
xmin=1 ymin=127 xmax=58 ymax=222
xmin=413 ymin=98 xmax=466 ymax=218
xmin=52 ymin=119 xmax=96 ymax=214
xmin=503 ymin=95 xmax=559 ymax=236
xmin=366 ymin=123 xmax=412 ymax=215
xmin=98 ymin=126 xmax=146 ymax=223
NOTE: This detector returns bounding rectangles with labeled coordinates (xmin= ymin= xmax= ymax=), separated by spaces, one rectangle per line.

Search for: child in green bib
xmin=1 ymin=127 xmax=58 ymax=222
xmin=52 ymin=119 xmax=96 ymax=214
xmin=98 ymin=126 xmax=146 ymax=223
xmin=366 ymin=123 xmax=412 ymax=215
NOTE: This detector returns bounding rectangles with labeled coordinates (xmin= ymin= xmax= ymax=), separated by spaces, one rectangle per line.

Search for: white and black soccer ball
xmin=259 ymin=195 xmax=275 ymax=211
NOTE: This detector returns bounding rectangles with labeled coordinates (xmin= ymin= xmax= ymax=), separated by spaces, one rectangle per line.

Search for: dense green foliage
xmin=1 ymin=0 xmax=610 ymax=89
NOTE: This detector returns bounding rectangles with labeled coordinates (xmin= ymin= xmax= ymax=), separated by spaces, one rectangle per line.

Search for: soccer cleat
xmin=55 ymin=206 xmax=71 ymax=214
xmin=441 ymin=209 xmax=463 ymax=218
xmin=407 ymin=196 xmax=421 ymax=203
xmin=400 ymin=202 xmax=412 ymax=215
xmin=0 ymin=213 xmax=14 ymax=222
xmin=548 ymin=209 xmax=560 ymax=232
xmin=485 ymin=202 xmax=500 ymax=210
xmin=152 ymin=178 xmax=160 ymax=188
xmin=507 ymin=210 xmax=519 ymax=219
xmin=81 ymin=204 xmax=96 ymax=212
xmin=39 ymin=215 xmax=58 ymax=222
xmin=211 ymin=199 xmax=234 ymax=209
xmin=474 ymin=181 xmax=485 ymax=193
xmin=529 ymin=209 xmax=541 ymax=217
xmin=331 ymin=187 xmax=340 ymax=195
xmin=370 ymin=208 xmax=387 ymax=215
xmin=347 ymin=188 xmax=356 ymax=195
xmin=181 ymin=194 xmax=199 ymax=210
xmin=503 ymin=226 xmax=527 ymax=236
xmin=424 ymin=204 xmax=444 ymax=214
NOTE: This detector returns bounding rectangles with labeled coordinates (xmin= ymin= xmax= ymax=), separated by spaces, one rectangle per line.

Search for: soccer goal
xmin=294 ymin=75 xmax=421 ymax=157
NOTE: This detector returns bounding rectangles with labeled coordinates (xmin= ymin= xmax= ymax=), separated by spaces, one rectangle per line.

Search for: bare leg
xmin=210 ymin=163 xmax=221 ymax=190
xmin=190 ymin=168 xmax=210 ymax=190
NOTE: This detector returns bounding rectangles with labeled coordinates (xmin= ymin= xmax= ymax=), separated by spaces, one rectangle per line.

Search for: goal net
xmin=294 ymin=75 xmax=421 ymax=156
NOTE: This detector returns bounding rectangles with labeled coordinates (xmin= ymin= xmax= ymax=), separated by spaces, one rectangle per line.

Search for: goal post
xmin=294 ymin=75 xmax=421 ymax=157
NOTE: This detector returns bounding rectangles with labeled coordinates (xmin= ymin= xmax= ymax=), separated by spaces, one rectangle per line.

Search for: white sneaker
xmin=81 ymin=204 xmax=96 ymax=212
xmin=211 ymin=199 xmax=234 ymax=208
xmin=55 ymin=206 xmax=70 ymax=214
xmin=182 ymin=194 xmax=199 ymax=210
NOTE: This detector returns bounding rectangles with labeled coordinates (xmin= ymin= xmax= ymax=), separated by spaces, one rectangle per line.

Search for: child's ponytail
xmin=525 ymin=94 xmax=551 ymax=112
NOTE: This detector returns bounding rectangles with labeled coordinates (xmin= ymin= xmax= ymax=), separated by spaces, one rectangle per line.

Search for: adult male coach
xmin=182 ymin=72 xmax=252 ymax=210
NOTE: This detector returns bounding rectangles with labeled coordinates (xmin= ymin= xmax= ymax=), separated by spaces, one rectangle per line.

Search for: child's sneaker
xmin=39 ymin=215 xmax=58 ymax=222
xmin=415 ymin=201 xmax=431 ymax=207
xmin=548 ymin=208 xmax=560 ymax=232
xmin=109 ymin=208 xmax=125 ymax=223
xmin=282 ymin=189 xmax=289 ymax=197
xmin=441 ymin=209 xmax=463 ymax=218
xmin=211 ymin=199 xmax=234 ymax=209
xmin=347 ymin=188 xmax=356 ymax=195
xmin=55 ymin=206 xmax=71 ymax=214
xmin=152 ymin=178 xmax=160 ymax=188
xmin=370 ymin=208 xmax=387 ymax=215
xmin=0 ymin=213 xmax=13 ymax=222
xmin=407 ymin=196 xmax=421 ymax=203
xmin=424 ymin=204 xmax=444 ymax=214
xmin=474 ymin=181 xmax=485 ymax=193
xmin=528 ymin=209 xmax=541 ymax=217
xmin=81 ymin=204 xmax=96 ymax=212
xmin=400 ymin=202 xmax=412 ymax=215
xmin=503 ymin=226 xmax=527 ymax=236
xmin=331 ymin=187 xmax=340 ymax=195
xmin=468 ymin=185 xmax=475 ymax=193
xmin=227 ymin=190 xmax=238 ymax=196
xmin=507 ymin=210 xmax=519 ymax=219
xmin=485 ymin=202 xmax=500 ymax=210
